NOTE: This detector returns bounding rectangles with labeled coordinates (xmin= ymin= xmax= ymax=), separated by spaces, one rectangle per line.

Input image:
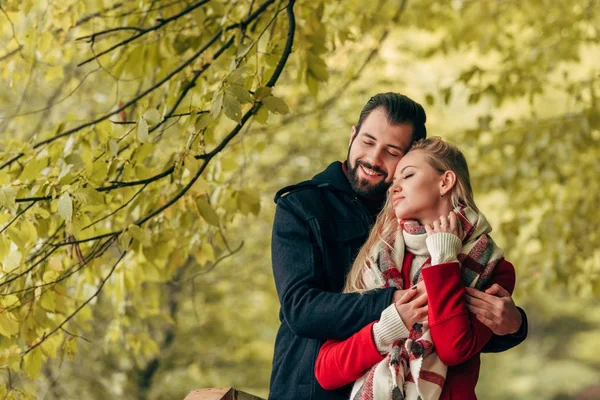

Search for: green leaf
xmin=254 ymin=86 xmax=272 ymax=101
xmin=40 ymin=290 xmax=56 ymax=312
xmin=223 ymin=92 xmax=242 ymax=123
xmin=212 ymin=91 xmax=224 ymax=118
xmin=257 ymin=30 xmax=271 ymax=53
xmin=262 ymin=96 xmax=290 ymax=115
xmin=128 ymin=224 xmax=151 ymax=246
xmin=58 ymin=193 xmax=73 ymax=223
xmin=0 ymin=186 xmax=16 ymax=208
xmin=143 ymin=108 xmax=161 ymax=125
xmin=194 ymin=240 xmax=215 ymax=265
xmin=306 ymin=74 xmax=319 ymax=97
xmin=254 ymin=106 xmax=269 ymax=124
xmin=195 ymin=113 xmax=212 ymax=131
xmin=307 ymin=52 xmax=329 ymax=81
xmin=227 ymin=84 xmax=252 ymax=104
xmin=18 ymin=156 xmax=47 ymax=182
xmin=23 ymin=347 xmax=42 ymax=379
xmin=236 ymin=189 xmax=261 ymax=216
xmin=195 ymin=196 xmax=219 ymax=226
xmin=0 ymin=314 xmax=19 ymax=337
xmin=137 ymin=118 xmax=149 ymax=143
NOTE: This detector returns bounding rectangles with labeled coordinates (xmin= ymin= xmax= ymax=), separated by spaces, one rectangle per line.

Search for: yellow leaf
xmin=41 ymin=334 xmax=62 ymax=359
xmin=137 ymin=118 xmax=149 ymax=143
xmin=58 ymin=193 xmax=73 ymax=222
xmin=237 ymin=189 xmax=261 ymax=216
xmin=23 ymin=347 xmax=42 ymax=379
xmin=3 ymin=242 xmax=22 ymax=271
xmin=128 ymin=224 xmax=151 ymax=246
xmin=0 ymin=186 xmax=16 ymax=208
xmin=211 ymin=91 xmax=224 ymax=118
xmin=40 ymin=290 xmax=56 ymax=312
xmin=0 ymin=314 xmax=19 ymax=337
xmin=254 ymin=106 xmax=269 ymax=124
xmin=195 ymin=196 xmax=219 ymax=226
xmin=143 ymin=108 xmax=161 ymax=125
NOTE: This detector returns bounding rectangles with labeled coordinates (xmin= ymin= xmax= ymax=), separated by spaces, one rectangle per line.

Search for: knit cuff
xmin=372 ymin=304 xmax=410 ymax=355
xmin=426 ymin=232 xmax=462 ymax=265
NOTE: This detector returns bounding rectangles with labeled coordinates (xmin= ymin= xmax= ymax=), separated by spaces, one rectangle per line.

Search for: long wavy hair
xmin=343 ymin=137 xmax=479 ymax=293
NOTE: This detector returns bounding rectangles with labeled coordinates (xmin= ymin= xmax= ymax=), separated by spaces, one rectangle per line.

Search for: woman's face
xmin=389 ymin=150 xmax=445 ymax=223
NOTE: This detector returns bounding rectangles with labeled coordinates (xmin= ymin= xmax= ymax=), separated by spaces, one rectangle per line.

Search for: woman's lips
xmin=392 ymin=196 xmax=404 ymax=206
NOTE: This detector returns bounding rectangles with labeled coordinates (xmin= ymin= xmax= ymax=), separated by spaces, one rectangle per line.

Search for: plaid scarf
xmin=350 ymin=207 xmax=504 ymax=400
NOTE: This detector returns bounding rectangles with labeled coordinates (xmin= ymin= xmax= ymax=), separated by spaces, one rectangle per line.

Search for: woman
xmin=314 ymin=137 xmax=516 ymax=400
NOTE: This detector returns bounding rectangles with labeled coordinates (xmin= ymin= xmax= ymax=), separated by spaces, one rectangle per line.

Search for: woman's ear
xmin=440 ymin=170 xmax=457 ymax=197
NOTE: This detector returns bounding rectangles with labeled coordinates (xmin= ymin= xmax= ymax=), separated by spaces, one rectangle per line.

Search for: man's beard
xmin=347 ymin=159 xmax=390 ymax=198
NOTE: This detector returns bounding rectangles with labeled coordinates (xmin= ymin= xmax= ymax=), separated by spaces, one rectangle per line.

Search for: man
xmin=269 ymin=93 xmax=527 ymax=400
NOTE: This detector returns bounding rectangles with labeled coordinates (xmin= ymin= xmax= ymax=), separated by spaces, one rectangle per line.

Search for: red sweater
xmin=315 ymin=252 xmax=516 ymax=400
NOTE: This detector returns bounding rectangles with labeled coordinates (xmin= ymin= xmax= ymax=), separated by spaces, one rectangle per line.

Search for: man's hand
xmin=465 ymin=284 xmax=522 ymax=335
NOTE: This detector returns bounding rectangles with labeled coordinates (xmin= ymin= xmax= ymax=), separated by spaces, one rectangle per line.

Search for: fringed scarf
xmin=350 ymin=207 xmax=504 ymax=400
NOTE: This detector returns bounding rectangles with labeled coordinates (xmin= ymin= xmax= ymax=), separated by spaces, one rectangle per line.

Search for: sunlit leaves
xmin=58 ymin=192 xmax=73 ymax=223
xmin=137 ymin=118 xmax=150 ymax=143
xmin=194 ymin=196 xmax=220 ymax=226
xmin=0 ymin=186 xmax=16 ymax=208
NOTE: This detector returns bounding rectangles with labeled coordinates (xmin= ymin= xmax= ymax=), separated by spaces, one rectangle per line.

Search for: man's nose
xmin=367 ymin=146 xmax=384 ymax=167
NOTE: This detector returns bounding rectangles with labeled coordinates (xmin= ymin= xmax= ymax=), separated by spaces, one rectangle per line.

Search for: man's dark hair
xmin=354 ymin=92 xmax=427 ymax=144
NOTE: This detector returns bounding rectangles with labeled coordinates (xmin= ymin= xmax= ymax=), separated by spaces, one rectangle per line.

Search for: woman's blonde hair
xmin=343 ymin=137 xmax=478 ymax=293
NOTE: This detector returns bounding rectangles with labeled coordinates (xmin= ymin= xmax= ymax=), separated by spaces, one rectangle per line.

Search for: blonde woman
xmin=314 ymin=137 xmax=516 ymax=400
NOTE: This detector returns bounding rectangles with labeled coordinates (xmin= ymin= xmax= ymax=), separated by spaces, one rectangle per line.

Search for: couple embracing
xmin=269 ymin=93 xmax=527 ymax=400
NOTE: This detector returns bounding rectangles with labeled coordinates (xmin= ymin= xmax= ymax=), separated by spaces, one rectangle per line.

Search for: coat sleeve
xmin=314 ymin=322 xmax=384 ymax=390
xmin=421 ymin=259 xmax=516 ymax=366
xmin=272 ymin=197 xmax=395 ymax=340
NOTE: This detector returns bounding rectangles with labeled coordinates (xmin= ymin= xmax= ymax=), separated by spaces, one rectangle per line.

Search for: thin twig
xmin=0 ymin=202 xmax=34 ymax=235
xmin=21 ymin=247 xmax=126 ymax=356
xmin=178 ymin=241 xmax=244 ymax=282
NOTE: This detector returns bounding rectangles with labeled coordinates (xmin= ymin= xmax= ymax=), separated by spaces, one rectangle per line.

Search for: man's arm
xmin=272 ymin=197 xmax=395 ymax=340
xmin=466 ymin=284 xmax=528 ymax=353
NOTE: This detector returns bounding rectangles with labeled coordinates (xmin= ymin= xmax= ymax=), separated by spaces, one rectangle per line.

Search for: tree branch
xmin=76 ymin=0 xmax=211 ymax=66
xmin=0 ymin=0 xmax=278 ymax=172
xmin=196 ymin=0 xmax=296 ymax=160
xmin=0 ymin=45 xmax=23 ymax=62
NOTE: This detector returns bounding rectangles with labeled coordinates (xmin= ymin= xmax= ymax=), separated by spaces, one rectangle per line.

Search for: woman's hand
xmin=393 ymin=281 xmax=428 ymax=328
xmin=424 ymin=211 xmax=463 ymax=239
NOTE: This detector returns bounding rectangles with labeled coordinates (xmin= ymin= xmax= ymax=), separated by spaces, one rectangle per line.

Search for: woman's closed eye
xmin=403 ymin=173 xmax=414 ymax=179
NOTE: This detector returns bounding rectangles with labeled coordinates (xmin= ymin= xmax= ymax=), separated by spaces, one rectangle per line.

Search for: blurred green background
xmin=0 ymin=0 xmax=599 ymax=399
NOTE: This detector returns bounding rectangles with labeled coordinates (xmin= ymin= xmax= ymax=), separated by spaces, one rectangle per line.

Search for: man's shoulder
xmin=274 ymin=181 xmax=338 ymax=219
xmin=274 ymin=161 xmax=351 ymax=204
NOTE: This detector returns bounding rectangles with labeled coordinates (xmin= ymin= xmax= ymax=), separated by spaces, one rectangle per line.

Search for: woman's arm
xmin=421 ymin=259 xmax=516 ymax=366
xmin=314 ymin=322 xmax=384 ymax=390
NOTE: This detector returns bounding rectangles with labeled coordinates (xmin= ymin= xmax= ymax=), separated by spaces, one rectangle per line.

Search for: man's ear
xmin=350 ymin=125 xmax=357 ymax=146
xmin=440 ymin=170 xmax=457 ymax=196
